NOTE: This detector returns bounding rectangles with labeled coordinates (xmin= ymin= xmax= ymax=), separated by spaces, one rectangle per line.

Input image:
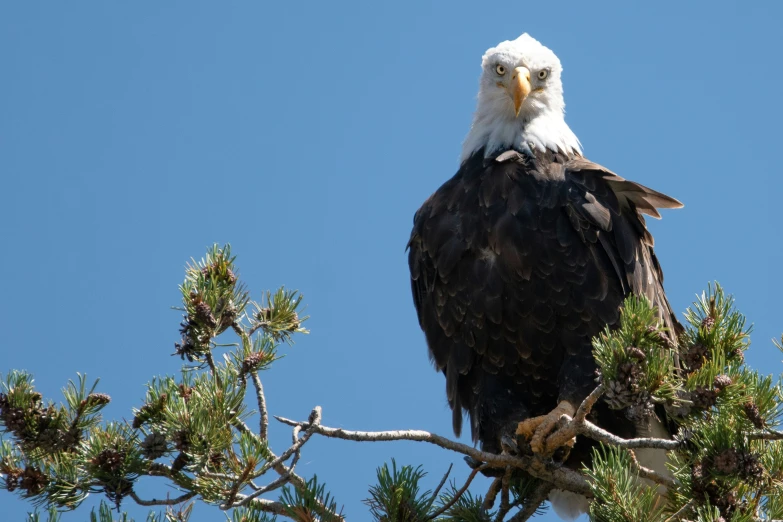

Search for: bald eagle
xmin=407 ymin=34 xmax=682 ymax=519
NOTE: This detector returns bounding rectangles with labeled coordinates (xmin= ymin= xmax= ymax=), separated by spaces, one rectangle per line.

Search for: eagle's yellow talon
xmin=516 ymin=401 xmax=577 ymax=456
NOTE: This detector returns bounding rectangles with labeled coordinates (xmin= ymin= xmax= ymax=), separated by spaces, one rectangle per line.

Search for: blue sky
xmin=1 ymin=2 xmax=782 ymax=521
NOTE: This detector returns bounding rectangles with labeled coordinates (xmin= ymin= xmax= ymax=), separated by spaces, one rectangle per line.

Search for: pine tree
xmin=2 ymin=245 xmax=781 ymax=522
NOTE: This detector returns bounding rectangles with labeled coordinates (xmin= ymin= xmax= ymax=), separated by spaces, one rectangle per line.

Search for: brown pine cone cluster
xmin=242 ymin=352 xmax=266 ymax=375
xmin=5 ymin=466 xmax=48 ymax=495
xmin=0 ymin=393 xmax=80 ymax=453
xmin=91 ymin=448 xmax=125 ymax=473
xmin=602 ymin=351 xmax=653 ymax=420
xmin=743 ymin=399 xmax=765 ymax=429
xmin=175 ymin=291 xmax=239 ymax=361
xmin=682 ymin=342 xmax=708 ymax=372
xmin=194 ymin=301 xmax=218 ymax=329
xmin=646 ymin=325 xmax=674 ymax=348
xmin=701 ymin=316 xmax=716 ymax=332
xmin=141 ymin=432 xmax=168 ymax=460
xmin=692 ymin=449 xmax=766 ymax=517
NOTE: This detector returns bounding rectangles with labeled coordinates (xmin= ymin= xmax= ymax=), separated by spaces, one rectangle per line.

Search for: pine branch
xmin=275 ymin=411 xmax=593 ymax=496
xmin=250 ymin=372 xmax=270 ymax=441
xmin=627 ymin=449 xmax=676 ymax=489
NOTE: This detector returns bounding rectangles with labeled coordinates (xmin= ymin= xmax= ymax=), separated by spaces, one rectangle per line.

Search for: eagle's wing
xmin=562 ymin=157 xmax=683 ymax=336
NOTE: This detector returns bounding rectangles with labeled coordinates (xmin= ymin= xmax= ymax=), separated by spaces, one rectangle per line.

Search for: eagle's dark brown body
xmin=408 ymin=148 xmax=681 ymax=454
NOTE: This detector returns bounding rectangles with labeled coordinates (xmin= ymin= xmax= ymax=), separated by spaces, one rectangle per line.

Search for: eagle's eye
xmin=495 ymin=64 xmax=506 ymax=76
xmin=537 ymin=69 xmax=548 ymax=80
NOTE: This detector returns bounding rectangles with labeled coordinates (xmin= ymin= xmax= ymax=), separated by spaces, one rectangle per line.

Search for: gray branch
xmin=274 ymin=413 xmax=592 ymax=496
xmin=250 ymin=370 xmax=270 ymax=440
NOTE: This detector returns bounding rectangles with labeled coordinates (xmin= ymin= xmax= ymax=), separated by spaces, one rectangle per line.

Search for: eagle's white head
xmin=461 ymin=34 xmax=582 ymax=163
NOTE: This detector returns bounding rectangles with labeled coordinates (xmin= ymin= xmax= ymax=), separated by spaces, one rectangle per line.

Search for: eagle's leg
xmin=515 ymin=401 xmax=577 ymax=456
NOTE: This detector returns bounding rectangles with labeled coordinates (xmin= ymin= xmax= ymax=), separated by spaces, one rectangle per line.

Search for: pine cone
xmin=59 ymin=427 xmax=81 ymax=451
xmin=141 ymin=433 xmax=168 ymax=460
xmin=730 ymin=347 xmax=744 ymax=363
xmin=691 ymin=387 xmax=718 ymax=410
xmin=92 ymin=448 xmax=124 ymax=472
xmin=625 ymin=395 xmax=654 ymax=421
xmin=690 ymin=462 xmax=705 ymax=497
xmin=617 ymin=362 xmax=641 ymax=385
xmin=701 ymin=316 xmax=716 ymax=332
xmin=646 ymin=326 xmax=674 ymax=348
xmin=194 ymin=301 xmax=218 ymax=329
xmin=178 ymin=384 xmax=192 ymax=402
xmin=242 ymin=352 xmax=265 ymax=374
xmin=739 ymin=451 xmax=764 ymax=483
xmin=714 ymin=489 xmax=737 ymax=519
xmin=4 ymin=467 xmax=23 ymax=492
xmin=713 ymin=375 xmax=732 ymax=390
xmin=626 ymin=347 xmax=646 ymax=361
xmin=173 ymin=429 xmax=190 ymax=452
xmin=221 ymin=302 xmax=238 ymax=325
xmin=743 ymin=400 xmax=765 ymax=428
xmin=20 ymin=466 xmax=48 ymax=495
xmin=711 ymin=449 xmax=739 ymax=474
xmin=682 ymin=342 xmax=708 ymax=372
xmin=3 ymin=406 xmax=27 ymax=434
xmin=603 ymin=379 xmax=635 ymax=410
xmin=85 ymin=393 xmax=111 ymax=407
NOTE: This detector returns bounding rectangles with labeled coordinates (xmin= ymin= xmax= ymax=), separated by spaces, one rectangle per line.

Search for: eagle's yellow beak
xmin=510 ymin=66 xmax=531 ymax=116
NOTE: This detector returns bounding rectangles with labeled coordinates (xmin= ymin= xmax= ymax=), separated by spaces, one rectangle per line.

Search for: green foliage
xmin=251 ymin=288 xmax=309 ymax=345
xmin=365 ymin=460 xmax=434 ymax=522
xmin=592 ymin=295 xmax=682 ymax=419
xmin=27 ymin=499 xmax=193 ymax=522
xmin=434 ymin=487 xmax=493 ymax=522
xmin=584 ymin=445 xmax=666 ymax=522
xmin=281 ymin=475 xmax=342 ymax=522
xmin=230 ymin=505 xmax=278 ymax=522
xmin=176 ymin=244 xmax=250 ymax=362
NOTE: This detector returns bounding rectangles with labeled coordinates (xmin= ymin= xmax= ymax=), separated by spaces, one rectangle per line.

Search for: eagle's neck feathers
xmin=461 ymin=110 xmax=582 ymax=163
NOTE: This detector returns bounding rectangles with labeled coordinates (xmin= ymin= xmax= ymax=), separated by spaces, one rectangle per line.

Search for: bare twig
xmin=250 ymin=371 xmax=270 ymax=440
xmin=225 ymin=473 xmax=292 ymax=509
xmin=129 ymin=490 xmax=196 ymax=506
xmin=628 ymin=450 xmax=676 ymax=489
xmin=203 ymin=351 xmax=222 ymax=389
xmin=751 ymin=429 xmax=783 ymax=441
xmin=424 ymin=463 xmax=453 ymax=515
xmin=665 ymin=499 xmax=694 ymax=522
xmin=483 ymin=477 xmax=503 ymax=511
xmin=426 ymin=464 xmax=484 ymax=521
xmin=579 ymin=419 xmax=681 ymax=450
xmin=507 ymin=482 xmax=554 ymax=522
xmin=494 ymin=467 xmax=514 ymax=522
xmin=575 ymin=385 xmax=605 ymax=423
xmin=236 ymin=408 xmax=344 ymax=521
xmin=261 ymin=406 xmax=321 ymax=475
xmin=275 ymin=413 xmax=592 ymax=496
xmin=238 ymin=496 xmax=290 ymax=516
